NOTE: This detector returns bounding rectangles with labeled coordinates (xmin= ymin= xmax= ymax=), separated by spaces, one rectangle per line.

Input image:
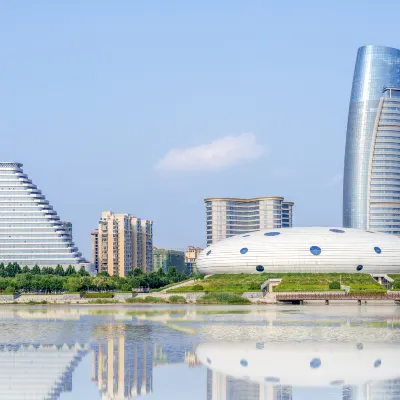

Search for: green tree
xmin=41 ymin=267 xmax=55 ymax=275
xmin=156 ymin=267 xmax=166 ymax=277
xmin=65 ymin=265 xmax=76 ymax=276
xmin=97 ymin=271 xmax=110 ymax=277
xmin=133 ymin=267 xmax=143 ymax=277
xmin=78 ymin=266 xmax=90 ymax=277
xmin=65 ymin=277 xmax=83 ymax=292
xmin=5 ymin=263 xmax=17 ymax=277
xmin=31 ymin=264 xmax=41 ymax=275
xmin=167 ymin=266 xmax=179 ymax=282
xmin=22 ymin=265 xmax=30 ymax=274
xmin=179 ymin=271 xmax=187 ymax=281
xmin=54 ymin=265 xmax=65 ymax=276
xmin=0 ymin=263 xmax=5 ymax=278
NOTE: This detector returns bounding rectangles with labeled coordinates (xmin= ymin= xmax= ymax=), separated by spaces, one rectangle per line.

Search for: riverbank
xmin=1 ymin=292 xmax=399 ymax=306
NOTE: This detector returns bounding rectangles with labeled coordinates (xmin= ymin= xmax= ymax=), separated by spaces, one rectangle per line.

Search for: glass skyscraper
xmin=0 ymin=162 xmax=85 ymax=267
xmin=343 ymin=45 xmax=400 ymax=235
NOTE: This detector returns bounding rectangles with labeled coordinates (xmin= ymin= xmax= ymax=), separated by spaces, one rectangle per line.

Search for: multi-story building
xmin=205 ymin=197 xmax=294 ymax=246
xmin=343 ymin=45 xmax=400 ymax=235
xmin=0 ymin=162 xmax=88 ymax=269
xmin=152 ymin=248 xmax=185 ymax=274
xmin=91 ymin=231 xmax=99 ymax=272
xmin=185 ymin=246 xmax=203 ymax=275
xmin=92 ymin=211 xmax=153 ymax=277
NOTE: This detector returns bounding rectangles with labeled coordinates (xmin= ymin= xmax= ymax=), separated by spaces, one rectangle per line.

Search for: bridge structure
xmin=275 ymin=291 xmax=400 ymax=304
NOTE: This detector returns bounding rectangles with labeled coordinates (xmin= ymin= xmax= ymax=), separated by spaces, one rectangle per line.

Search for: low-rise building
xmin=185 ymin=246 xmax=203 ymax=275
xmin=152 ymin=248 xmax=185 ymax=274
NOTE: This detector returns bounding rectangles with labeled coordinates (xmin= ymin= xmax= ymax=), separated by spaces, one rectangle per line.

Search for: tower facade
xmin=93 ymin=211 xmax=153 ymax=276
xmin=343 ymin=45 xmax=400 ymax=233
xmin=0 ymin=162 xmax=84 ymax=268
xmin=205 ymin=197 xmax=294 ymax=246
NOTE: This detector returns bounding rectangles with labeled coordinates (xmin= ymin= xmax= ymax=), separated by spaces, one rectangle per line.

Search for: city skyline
xmin=2 ymin=1 xmax=400 ymax=257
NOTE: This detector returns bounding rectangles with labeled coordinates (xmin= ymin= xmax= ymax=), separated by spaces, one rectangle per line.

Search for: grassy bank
xmin=167 ymin=274 xmax=280 ymax=294
xmin=274 ymin=273 xmax=386 ymax=293
xmin=196 ymin=293 xmax=251 ymax=305
xmin=167 ymin=273 xmax=387 ymax=294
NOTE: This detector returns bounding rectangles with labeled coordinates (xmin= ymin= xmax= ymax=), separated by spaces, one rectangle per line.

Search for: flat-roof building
xmin=205 ymin=197 xmax=294 ymax=246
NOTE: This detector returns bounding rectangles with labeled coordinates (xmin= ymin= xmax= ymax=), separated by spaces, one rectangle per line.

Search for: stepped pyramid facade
xmin=0 ymin=162 xmax=86 ymax=268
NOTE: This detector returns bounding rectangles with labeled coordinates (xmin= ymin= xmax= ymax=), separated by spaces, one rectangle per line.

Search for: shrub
xmin=392 ymin=280 xmax=400 ymax=291
xmin=248 ymin=282 xmax=261 ymax=291
xmin=83 ymin=292 xmax=114 ymax=299
xmin=88 ymin=299 xmax=119 ymax=304
xmin=126 ymin=296 xmax=167 ymax=303
xmin=2 ymin=286 xmax=15 ymax=295
xmin=168 ymin=295 xmax=186 ymax=304
xmin=192 ymin=284 xmax=204 ymax=291
xmin=329 ymin=281 xmax=341 ymax=290
xmin=197 ymin=292 xmax=251 ymax=305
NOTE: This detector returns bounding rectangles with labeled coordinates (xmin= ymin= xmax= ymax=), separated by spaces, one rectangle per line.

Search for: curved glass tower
xmin=0 ymin=162 xmax=85 ymax=267
xmin=343 ymin=45 xmax=400 ymax=233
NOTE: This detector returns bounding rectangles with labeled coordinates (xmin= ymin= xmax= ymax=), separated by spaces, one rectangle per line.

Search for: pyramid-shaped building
xmin=0 ymin=162 xmax=85 ymax=268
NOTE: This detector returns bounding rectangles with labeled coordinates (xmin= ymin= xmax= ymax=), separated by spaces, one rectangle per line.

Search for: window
xmin=240 ymin=248 xmax=248 ymax=254
xmin=310 ymin=358 xmax=321 ymax=369
xmin=330 ymin=229 xmax=345 ymax=233
xmin=240 ymin=359 xmax=248 ymax=367
xmin=356 ymin=265 xmax=363 ymax=271
xmin=310 ymin=246 xmax=321 ymax=256
xmin=264 ymin=232 xmax=280 ymax=236
xmin=374 ymin=247 xmax=382 ymax=254
xmin=256 ymin=265 xmax=264 ymax=272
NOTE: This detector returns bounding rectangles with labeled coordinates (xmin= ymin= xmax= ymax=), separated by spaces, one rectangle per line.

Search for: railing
xmin=275 ymin=292 xmax=400 ymax=301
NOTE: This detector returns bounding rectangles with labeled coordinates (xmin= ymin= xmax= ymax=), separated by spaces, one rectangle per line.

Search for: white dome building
xmin=196 ymin=227 xmax=400 ymax=274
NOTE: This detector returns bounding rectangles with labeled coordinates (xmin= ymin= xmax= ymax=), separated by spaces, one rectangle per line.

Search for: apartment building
xmin=205 ymin=197 xmax=294 ymax=245
xmin=92 ymin=211 xmax=153 ymax=277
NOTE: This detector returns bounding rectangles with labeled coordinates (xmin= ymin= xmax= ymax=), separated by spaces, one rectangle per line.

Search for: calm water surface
xmin=0 ymin=304 xmax=400 ymax=400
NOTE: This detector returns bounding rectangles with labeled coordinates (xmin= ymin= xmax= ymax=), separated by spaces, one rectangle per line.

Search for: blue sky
xmin=1 ymin=0 xmax=399 ymax=257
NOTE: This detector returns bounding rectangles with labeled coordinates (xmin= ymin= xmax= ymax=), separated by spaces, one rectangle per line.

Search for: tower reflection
xmin=92 ymin=337 xmax=153 ymax=399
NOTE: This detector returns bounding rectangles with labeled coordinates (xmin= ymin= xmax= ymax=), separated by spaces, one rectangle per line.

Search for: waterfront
xmin=0 ymin=304 xmax=399 ymax=399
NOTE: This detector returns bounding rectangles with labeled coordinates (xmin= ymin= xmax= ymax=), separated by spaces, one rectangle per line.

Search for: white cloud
xmin=326 ymin=173 xmax=343 ymax=187
xmin=154 ymin=133 xmax=264 ymax=172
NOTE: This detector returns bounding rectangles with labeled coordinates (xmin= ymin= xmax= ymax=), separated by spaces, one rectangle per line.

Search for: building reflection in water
xmin=0 ymin=343 xmax=87 ymax=400
xmin=200 ymin=342 xmax=400 ymax=400
xmin=91 ymin=337 xmax=153 ymax=399
xmin=90 ymin=332 xmax=198 ymax=399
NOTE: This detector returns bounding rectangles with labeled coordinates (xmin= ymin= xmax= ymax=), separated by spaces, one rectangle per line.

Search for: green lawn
xmin=273 ymin=273 xmax=386 ymax=293
xmin=167 ymin=273 xmax=387 ymax=294
xmin=167 ymin=273 xmax=282 ymax=294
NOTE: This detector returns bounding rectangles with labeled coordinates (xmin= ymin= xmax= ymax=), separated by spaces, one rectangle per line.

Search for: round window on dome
xmin=310 ymin=246 xmax=321 ymax=256
xmin=256 ymin=265 xmax=264 ymax=272
xmin=374 ymin=359 xmax=382 ymax=368
xmin=374 ymin=247 xmax=382 ymax=254
xmin=329 ymin=229 xmax=345 ymax=233
xmin=356 ymin=265 xmax=363 ymax=271
xmin=310 ymin=358 xmax=321 ymax=369
xmin=240 ymin=359 xmax=248 ymax=367
xmin=243 ymin=234 xmax=250 ymax=237
xmin=264 ymin=232 xmax=280 ymax=236
xmin=240 ymin=248 xmax=248 ymax=254
xmin=206 ymin=250 xmax=212 ymax=256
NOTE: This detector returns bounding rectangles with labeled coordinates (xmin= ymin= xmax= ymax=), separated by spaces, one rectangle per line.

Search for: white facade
xmin=196 ymin=227 xmax=400 ymax=274
xmin=205 ymin=197 xmax=294 ymax=246
xmin=0 ymin=162 xmax=85 ymax=267
xmin=198 ymin=341 xmax=399 ymax=388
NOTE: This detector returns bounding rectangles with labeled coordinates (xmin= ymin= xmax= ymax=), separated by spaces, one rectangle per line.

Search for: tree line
xmin=0 ymin=263 xmax=197 ymax=294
